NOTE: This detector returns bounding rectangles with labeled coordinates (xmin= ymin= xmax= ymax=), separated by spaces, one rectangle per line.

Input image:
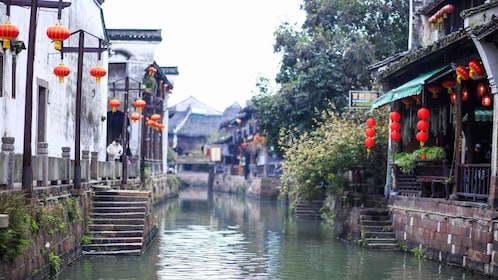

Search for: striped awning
xmin=372 ymin=66 xmax=450 ymax=110
xmin=463 ymin=109 xmax=493 ymax=122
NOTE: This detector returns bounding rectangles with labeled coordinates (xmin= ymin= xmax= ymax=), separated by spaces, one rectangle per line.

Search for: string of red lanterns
xmin=364 ymin=118 xmax=376 ymax=157
xmin=416 ymin=108 xmax=430 ymax=147
xmin=389 ymin=111 xmax=401 ymax=141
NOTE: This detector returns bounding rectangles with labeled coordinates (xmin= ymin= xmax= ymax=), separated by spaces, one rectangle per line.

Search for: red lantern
xmin=390 ymin=122 xmax=401 ymax=131
xmin=416 ymin=131 xmax=429 ymax=146
xmin=441 ymin=4 xmax=455 ymax=18
xmin=150 ymin=113 xmax=161 ymax=122
xmin=53 ymin=63 xmax=70 ymax=83
xmin=241 ymin=142 xmax=248 ymax=148
xmin=477 ymin=82 xmax=487 ymax=97
xmin=365 ymin=128 xmax=375 ymax=138
xmin=428 ymin=84 xmax=442 ymax=99
xmin=147 ymin=66 xmax=157 ymax=76
xmin=450 ymin=92 xmax=457 ymax=104
xmin=133 ymin=99 xmax=146 ymax=113
xmin=456 ymin=66 xmax=470 ymax=84
xmin=366 ymin=118 xmax=376 ymax=128
xmin=417 ymin=120 xmax=429 ymax=131
xmin=412 ymin=94 xmax=422 ymax=105
xmin=468 ymin=60 xmax=485 ymax=80
xmin=46 ymin=22 xmax=70 ymax=51
xmin=259 ymin=136 xmax=266 ymax=143
xmin=364 ymin=138 xmax=375 ymax=148
xmin=390 ymin=131 xmax=401 ymax=141
xmin=442 ymin=80 xmax=456 ymax=93
xmin=108 ymin=98 xmax=120 ymax=113
xmin=130 ymin=112 xmax=140 ymax=123
xmin=482 ymin=94 xmax=492 ymax=107
xmin=401 ymin=97 xmax=412 ymax=108
xmin=417 ymin=107 xmax=430 ymax=120
xmin=90 ymin=65 xmax=106 ymax=84
xmin=0 ymin=21 xmax=19 ymax=49
xmin=389 ymin=111 xmax=401 ymax=122
xmin=462 ymin=87 xmax=469 ymax=102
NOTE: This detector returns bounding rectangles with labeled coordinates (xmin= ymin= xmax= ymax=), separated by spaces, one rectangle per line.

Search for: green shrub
xmin=0 ymin=191 xmax=31 ymax=260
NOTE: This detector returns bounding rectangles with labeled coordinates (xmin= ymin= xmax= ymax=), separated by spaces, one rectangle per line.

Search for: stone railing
xmin=0 ymin=137 xmax=139 ymax=190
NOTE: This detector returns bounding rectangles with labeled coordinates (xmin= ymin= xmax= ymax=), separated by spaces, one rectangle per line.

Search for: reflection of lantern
xmin=389 ymin=111 xmax=401 ymax=122
xmin=401 ymin=97 xmax=412 ymax=108
xmin=366 ymin=118 xmax=376 ymax=128
xmin=53 ymin=63 xmax=70 ymax=83
xmin=90 ymin=65 xmax=107 ymax=84
xmin=416 ymin=131 xmax=429 ymax=146
xmin=428 ymin=84 xmax=442 ymax=98
xmin=46 ymin=22 xmax=70 ymax=51
xmin=365 ymin=128 xmax=375 ymax=138
xmin=108 ymin=98 xmax=121 ymax=113
xmin=134 ymin=99 xmax=146 ymax=113
xmin=417 ymin=120 xmax=429 ymax=131
xmin=442 ymin=80 xmax=456 ymax=93
xmin=482 ymin=94 xmax=492 ymax=107
xmin=462 ymin=87 xmax=468 ymax=102
xmin=456 ymin=66 xmax=470 ymax=84
xmin=150 ymin=114 xmax=161 ymax=122
xmin=477 ymin=82 xmax=487 ymax=97
xmin=0 ymin=21 xmax=19 ymax=49
xmin=412 ymin=94 xmax=422 ymax=105
xmin=417 ymin=107 xmax=430 ymax=119
xmin=390 ymin=122 xmax=401 ymax=131
xmin=130 ymin=112 xmax=140 ymax=123
xmin=390 ymin=131 xmax=401 ymax=141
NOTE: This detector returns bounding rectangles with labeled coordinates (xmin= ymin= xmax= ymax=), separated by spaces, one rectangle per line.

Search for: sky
xmin=101 ymin=0 xmax=305 ymax=112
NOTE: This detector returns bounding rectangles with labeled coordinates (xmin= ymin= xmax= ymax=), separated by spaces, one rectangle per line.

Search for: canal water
xmin=59 ymin=187 xmax=484 ymax=280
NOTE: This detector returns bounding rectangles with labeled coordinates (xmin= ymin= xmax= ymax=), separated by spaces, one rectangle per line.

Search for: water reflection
xmin=60 ymin=187 xmax=484 ymax=280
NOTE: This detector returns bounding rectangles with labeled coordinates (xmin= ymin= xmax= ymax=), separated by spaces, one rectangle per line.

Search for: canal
xmin=59 ymin=187 xmax=484 ymax=279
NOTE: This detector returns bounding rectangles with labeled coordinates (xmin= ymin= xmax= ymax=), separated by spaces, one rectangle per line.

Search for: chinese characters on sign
xmin=349 ymin=91 xmax=379 ymax=108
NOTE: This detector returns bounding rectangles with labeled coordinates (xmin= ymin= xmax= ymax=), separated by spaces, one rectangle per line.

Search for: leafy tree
xmin=252 ymin=0 xmax=409 ymax=156
xmin=279 ymin=108 xmax=389 ymax=202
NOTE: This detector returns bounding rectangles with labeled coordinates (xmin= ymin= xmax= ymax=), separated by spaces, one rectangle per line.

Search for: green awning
xmin=463 ymin=109 xmax=493 ymax=122
xmin=371 ymin=66 xmax=450 ymax=110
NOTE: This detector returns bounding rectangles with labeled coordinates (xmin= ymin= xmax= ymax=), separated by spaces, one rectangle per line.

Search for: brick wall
xmin=390 ymin=196 xmax=498 ymax=277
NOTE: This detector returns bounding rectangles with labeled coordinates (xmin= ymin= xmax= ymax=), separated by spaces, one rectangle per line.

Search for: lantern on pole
xmin=108 ymin=98 xmax=121 ymax=113
xmin=90 ymin=64 xmax=107 ymax=84
xmin=147 ymin=66 xmax=157 ymax=76
xmin=46 ymin=22 xmax=70 ymax=51
xmin=130 ymin=112 xmax=140 ymax=123
xmin=482 ymin=94 xmax=492 ymax=107
xmin=53 ymin=63 xmax=70 ymax=83
xmin=468 ymin=60 xmax=486 ymax=80
xmin=442 ymin=80 xmax=456 ymax=93
xmin=0 ymin=21 xmax=19 ymax=49
xmin=150 ymin=114 xmax=161 ymax=122
xmin=134 ymin=99 xmax=146 ymax=113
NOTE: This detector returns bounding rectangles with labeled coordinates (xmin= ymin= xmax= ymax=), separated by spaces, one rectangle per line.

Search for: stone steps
xmin=294 ymin=201 xmax=323 ymax=218
xmin=83 ymin=190 xmax=151 ymax=256
xmin=360 ymin=208 xmax=398 ymax=250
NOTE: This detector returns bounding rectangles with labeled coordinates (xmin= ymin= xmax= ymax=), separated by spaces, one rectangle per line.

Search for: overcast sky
xmin=101 ymin=0 xmax=305 ymax=111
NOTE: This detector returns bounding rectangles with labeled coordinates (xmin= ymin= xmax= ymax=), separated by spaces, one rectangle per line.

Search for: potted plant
xmin=393 ymin=146 xmax=446 ymax=174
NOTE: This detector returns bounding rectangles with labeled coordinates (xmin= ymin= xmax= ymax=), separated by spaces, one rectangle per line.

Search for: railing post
xmin=36 ymin=142 xmax=48 ymax=187
xmin=82 ymin=150 xmax=90 ymax=182
xmin=62 ymin=147 xmax=71 ymax=184
xmin=91 ymin=151 xmax=99 ymax=180
xmin=2 ymin=137 xmax=15 ymax=189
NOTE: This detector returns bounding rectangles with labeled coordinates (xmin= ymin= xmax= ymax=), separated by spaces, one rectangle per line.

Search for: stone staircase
xmin=82 ymin=189 xmax=155 ymax=256
xmin=294 ymin=200 xmax=323 ymax=218
xmin=360 ymin=208 xmax=398 ymax=250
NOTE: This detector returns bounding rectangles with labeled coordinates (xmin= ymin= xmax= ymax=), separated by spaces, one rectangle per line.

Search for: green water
xmin=59 ymin=188 xmax=484 ymax=280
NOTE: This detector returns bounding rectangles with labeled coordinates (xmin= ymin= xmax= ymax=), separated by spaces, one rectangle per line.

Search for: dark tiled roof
xmin=461 ymin=1 xmax=498 ymax=18
xmin=106 ymin=29 xmax=162 ymax=42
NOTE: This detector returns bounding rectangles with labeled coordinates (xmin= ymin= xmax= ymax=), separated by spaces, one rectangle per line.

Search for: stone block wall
xmin=390 ymin=196 xmax=498 ymax=277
